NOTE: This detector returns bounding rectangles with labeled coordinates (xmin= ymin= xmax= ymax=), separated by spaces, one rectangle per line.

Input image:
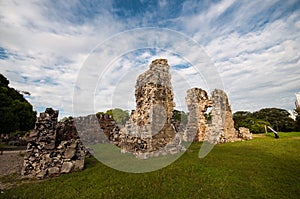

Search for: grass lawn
xmin=1 ymin=132 xmax=300 ymax=198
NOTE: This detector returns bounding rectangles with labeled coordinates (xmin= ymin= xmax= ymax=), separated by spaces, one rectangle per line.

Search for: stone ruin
xmin=100 ymin=59 xmax=185 ymax=158
xmin=22 ymin=108 xmax=86 ymax=179
xmin=21 ymin=58 xmax=252 ymax=169
xmin=183 ymin=88 xmax=252 ymax=143
xmin=205 ymin=89 xmax=239 ymax=143
xmin=90 ymin=59 xmax=251 ymax=157
xmin=74 ymin=114 xmax=113 ymax=145
xmin=238 ymin=127 xmax=253 ymax=140
xmin=128 ymin=59 xmax=177 ymax=150
xmin=184 ymin=88 xmax=212 ymax=142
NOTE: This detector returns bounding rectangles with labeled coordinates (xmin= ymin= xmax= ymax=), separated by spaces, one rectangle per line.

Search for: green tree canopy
xmin=239 ymin=118 xmax=271 ymax=134
xmin=97 ymin=108 xmax=129 ymax=125
xmin=252 ymin=108 xmax=295 ymax=132
xmin=233 ymin=108 xmax=297 ymax=133
xmin=233 ymin=111 xmax=252 ymax=129
xmin=172 ymin=110 xmax=188 ymax=126
xmin=0 ymin=74 xmax=36 ymax=134
xmin=0 ymin=73 xmax=9 ymax=87
xmin=295 ymin=115 xmax=300 ymax=131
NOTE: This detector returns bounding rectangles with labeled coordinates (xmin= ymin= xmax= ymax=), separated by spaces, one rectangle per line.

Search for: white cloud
xmin=0 ymin=0 xmax=125 ymax=118
xmin=203 ymin=13 xmax=300 ymax=112
xmin=1 ymin=0 xmax=299 ymax=119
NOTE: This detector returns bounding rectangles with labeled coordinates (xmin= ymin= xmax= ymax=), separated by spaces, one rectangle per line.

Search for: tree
xmin=104 ymin=108 xmax=129 ymax=125
xmin=233 ymin=111 xmax=252 ymax=129
xmin=0 ymin=74 xmax=9 ymax=87
xmin=233 ymin=108 xmax=297 ymax=133
xmin=239 ymin=118 xmax=271 ymax=134
xmin=0 ymin=109 xmax=19 ymax=134
xmin=252 ymin=108 xmax=295 ymax=132
xmin=294 ymin=107 xmax=300 ymax=131
xmin=0 ymin=74 xmax=36 ymax=134
xmin=172 ymin=110 xmax=188 ymax=126
xmin=295 ymin=115 xmax=300 ymax=131
xmin=12 ymin=100 xmax=36 ymax=131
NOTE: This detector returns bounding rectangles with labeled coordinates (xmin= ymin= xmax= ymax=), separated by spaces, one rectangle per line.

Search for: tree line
xmin=0 ymin=74 xmax=36 ymax=135
xmin=103 ymin=107 xmax=300 ymax=134
xmin=233 ymin=108 xmax=300 ymax=133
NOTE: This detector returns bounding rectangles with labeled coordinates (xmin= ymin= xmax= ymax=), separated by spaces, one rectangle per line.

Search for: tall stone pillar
xmin=130 ymin=59 xmax=176 ymax=150
xmin=205 ymin=89 xmax=237 ymax=143
xmin=184 ymin=88 xmax=211 ymax=142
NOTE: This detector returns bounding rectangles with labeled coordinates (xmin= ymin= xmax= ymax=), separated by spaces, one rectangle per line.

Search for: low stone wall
xmin=74 ymin=114 xmax=113 ymax=145
xmin=22 ymin=108 xmax=85 ymax=179
xmin=94 ymin=113 xmax=185 ymax=159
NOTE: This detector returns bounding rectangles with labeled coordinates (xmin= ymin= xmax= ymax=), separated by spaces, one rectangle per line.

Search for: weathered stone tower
xmin=108 ymin=58 xmax=186 ymax=158
xmin=129 ymin=59 xmax=176 ymax=151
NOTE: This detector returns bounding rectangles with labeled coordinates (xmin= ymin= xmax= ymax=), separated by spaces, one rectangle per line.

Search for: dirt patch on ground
xmin=0 ymin=151 xmax=24 ymax=177
xmin=0 ymin=151 xmax=24 ymax=190
xmin=252 ymin=134 xmax=266 ymax=138
xmin=290 ymin=136 xmax=300 ymax=140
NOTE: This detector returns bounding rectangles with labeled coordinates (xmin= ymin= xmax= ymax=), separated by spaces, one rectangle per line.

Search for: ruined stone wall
xmin=98 ymin=59 xmax=185 ymax=158
xmin=22 ymin=108 xmax=85 ymax=179
xmin=184 ymin=88 xmax=211 ymax=142
xmin=107 ymin=121 xmax=183 ymax=159
xmin=205 ymin=89 xmax=239 ymax=143
xmin=74 ymin=114 xmax=115 ymax=145
xmin=183 ymin=88 xmax=252 ymax=144
xmin=123 ymin=59 xmax=178 ymax=153
xmin=102 ymin=60 xmax=252 ymax=155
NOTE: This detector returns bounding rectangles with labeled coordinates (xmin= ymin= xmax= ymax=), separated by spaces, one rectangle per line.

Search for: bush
xmin=295 ymin=115 xmax=300 ymax=131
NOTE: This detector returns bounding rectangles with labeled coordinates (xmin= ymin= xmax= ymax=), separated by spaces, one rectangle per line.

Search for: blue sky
xmin=0 ymin=0 xmax=299 ymax=118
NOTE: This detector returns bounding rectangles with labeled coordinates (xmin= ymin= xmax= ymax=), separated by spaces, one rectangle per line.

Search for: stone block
xmin=48 ymin=167 xmax=60 ymax=175
xmin=61 ymin=162 xmax=74 ymax=173
xmin=64 ymin=148 xmax=76 ymax=159
xmin=74 ymin=159 xmax=84 ymax=171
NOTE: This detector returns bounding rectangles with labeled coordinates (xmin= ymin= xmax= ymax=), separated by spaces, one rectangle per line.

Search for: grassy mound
xmin=1 ymin=132 xmax=299 ymax=198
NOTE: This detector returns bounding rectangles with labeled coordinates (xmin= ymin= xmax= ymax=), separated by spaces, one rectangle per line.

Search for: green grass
xmin=88 ymin=143 xmax=186 ymax=173
xmin=1 ymin=132 xmax=300 ymax=198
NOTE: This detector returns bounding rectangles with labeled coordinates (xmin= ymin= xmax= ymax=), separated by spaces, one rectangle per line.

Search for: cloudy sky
xmin=0 ymin=0 xmax=299 ymax=118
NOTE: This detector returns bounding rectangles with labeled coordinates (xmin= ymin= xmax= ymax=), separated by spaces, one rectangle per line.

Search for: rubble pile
xmin=22 ymin=108 xmax=85 ymax=179
xmin=238 ymin=127 xmax=253 ymax=140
